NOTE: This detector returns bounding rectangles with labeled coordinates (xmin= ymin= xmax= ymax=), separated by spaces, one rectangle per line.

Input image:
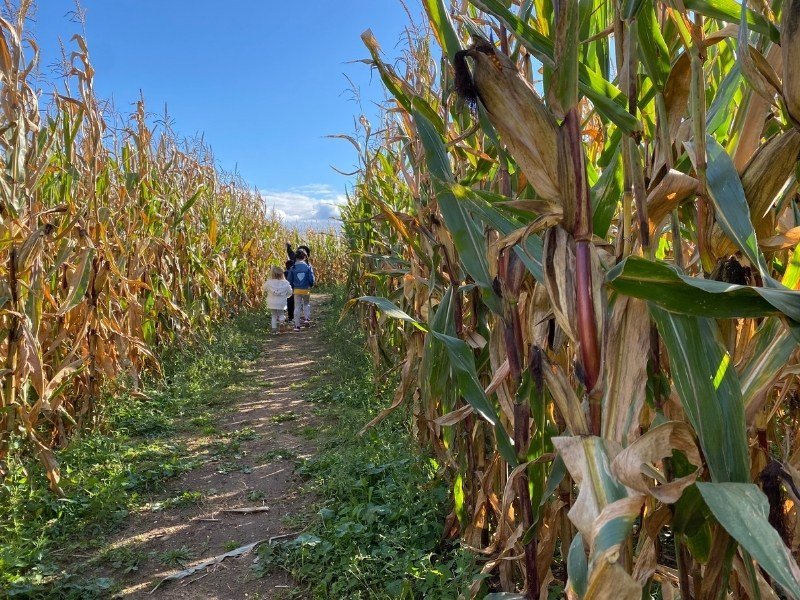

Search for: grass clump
xmin=256 ymin=289 xmax=478 ymax=599
xmin=0 ymin=309 xmax=268 ymax=597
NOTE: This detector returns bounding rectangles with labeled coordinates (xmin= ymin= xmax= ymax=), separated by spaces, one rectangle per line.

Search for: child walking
xmin=288 ymin=249 xmax=315 ymax=331
xmin=263 ymin=266 xmax=294 ymax=334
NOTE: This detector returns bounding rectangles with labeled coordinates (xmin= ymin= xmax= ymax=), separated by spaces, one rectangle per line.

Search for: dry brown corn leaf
xmin=601 ymin=296 xmax=650 ymax=446
xmin=543 ymin=226 xmax=577 ymax=343
xmin=584 ymin=562 xmax=641 ymax=600
xmin=761 ymin=226 xmax=800 ymax=251
xmin=544 ymin=358 xmax=589 ymax=435
xmin=647 ymin=170 xmax=699 ymax=237
xmin=741 ymin=128 xmax=800 ymax=239
xmin=611 ymin=421 xmax=702 ymax=503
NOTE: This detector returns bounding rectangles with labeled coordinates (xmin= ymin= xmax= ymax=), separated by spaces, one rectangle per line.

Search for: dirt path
xmin=103 ymin=295 xmax=331 ymax=599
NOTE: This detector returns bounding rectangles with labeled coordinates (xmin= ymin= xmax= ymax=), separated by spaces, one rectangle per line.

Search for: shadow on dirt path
xmin=103 ymin=295 xmax=331 ymax=599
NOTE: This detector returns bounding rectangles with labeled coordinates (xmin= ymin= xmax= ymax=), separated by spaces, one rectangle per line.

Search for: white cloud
xmin=260 ymin=183 xmax=346 ymax=226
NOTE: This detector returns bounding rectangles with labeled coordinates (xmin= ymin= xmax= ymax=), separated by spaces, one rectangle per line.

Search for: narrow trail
xmin=103 ymin=295 xmax=332 ymax=599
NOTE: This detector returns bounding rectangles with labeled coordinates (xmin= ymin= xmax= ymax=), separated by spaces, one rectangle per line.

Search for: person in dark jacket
xmin=286 ymin=243 xmax=311 ymax=263
xmin=288 ymin=249 xmax=315 ymax=330
xmin=284 ymin=260 xmax=295 ymax=321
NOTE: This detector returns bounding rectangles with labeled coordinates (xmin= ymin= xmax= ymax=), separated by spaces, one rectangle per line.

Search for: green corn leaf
xmin=651 ymin=306 xmax=750 ymax=483
xmin=697 ymin=482 xmax=800 ymax=599
xmin=567 ymin=532 xmax=589 ymax=599
xmin=783 ymin=243 xmax=800 ymax=289
xmin=353 ymin=296 xmax=427 ymax=331
xmin=58 ymin=248 xmax=95 ymax=316
xmin=175 ymin=186 xmax=204 ymax=224
xmin=421 ymin=286 xmax=457 ymax=402
xmin=431 ymin=331 xmax=518 ymax=466
xmin=413 ymin=108 xmax=500 ymax=310
xmin=623 ymin=0 xmax=647 ymax=19
xmin=548 ymin=0 xmax=579 ymax=114
xmin=608 ymin=256 xmax=800 ymax=322
xmin=362 ymin=33 xmax=446 ymax=134
xmin=637 ymin=1 xmax=670 ymax=90
xmin=469 ymin=0 xmax=641 ymax=133
xmin=683 ymin=0 xmax=780 ymax=43
xmin=686 ymin=135 xmax=769 ymax=278
xmin=452 ymin=186 xmax=545 ymax=281
xmin=591 ymin=146 xmax=623 ymax=238
xmin=707 ymin=63 xmax=742 ymax=135
xmin=423 ymin=0 xmax=462 ymax=62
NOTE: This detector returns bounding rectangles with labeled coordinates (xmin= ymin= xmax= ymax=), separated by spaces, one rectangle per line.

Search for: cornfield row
xmin=345 ymin=0 xmax=800 ymax=597
xmin=0 ymin=9 xmax=345 ymax=493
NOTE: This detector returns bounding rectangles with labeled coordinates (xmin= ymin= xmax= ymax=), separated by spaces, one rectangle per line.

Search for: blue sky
xmin=27 ymin=1 xmax=422 ymax=224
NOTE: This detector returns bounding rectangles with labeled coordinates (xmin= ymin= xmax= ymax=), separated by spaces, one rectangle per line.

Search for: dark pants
xmin=287 ymin=295 xmax=295 ymax=321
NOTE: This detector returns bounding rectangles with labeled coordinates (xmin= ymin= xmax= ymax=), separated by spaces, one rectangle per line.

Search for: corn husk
xmin=783 ymin=0 xmax=800 ymax=122
xmin=468 ymin=42 xmax=561 ymax=203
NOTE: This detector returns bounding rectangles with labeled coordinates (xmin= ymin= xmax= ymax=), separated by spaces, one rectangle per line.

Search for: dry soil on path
xmin=103 ymin=295 xmax=331 ymax=599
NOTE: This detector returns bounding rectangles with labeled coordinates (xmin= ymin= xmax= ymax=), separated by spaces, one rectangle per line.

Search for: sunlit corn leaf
xmin=423 ymin=0 xmax=462 ymax=62
xmin=651 ymin=307 xmax=750 ymax=483
xmin=684 ymin=0 xmax=779 ymax=43
xmin=636 ymin=1 xmax=670 ymax=91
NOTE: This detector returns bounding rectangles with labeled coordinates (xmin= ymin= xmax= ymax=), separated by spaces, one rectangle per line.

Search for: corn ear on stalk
xmin=455 ymin=39 xmax=561 ymax=203
xmin=782 ymin=0 xmax=800 ymax=122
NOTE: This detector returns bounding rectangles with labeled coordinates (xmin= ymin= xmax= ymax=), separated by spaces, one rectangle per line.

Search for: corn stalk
xmin=345 ymin=0 xmax=800 ymax=597
xmin=0 ymin=8 xmax=346 ymax=492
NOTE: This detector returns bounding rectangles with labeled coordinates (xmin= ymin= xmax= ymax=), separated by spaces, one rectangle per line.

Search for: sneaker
xmin=294 ymin=326 xmax=301 ymax=332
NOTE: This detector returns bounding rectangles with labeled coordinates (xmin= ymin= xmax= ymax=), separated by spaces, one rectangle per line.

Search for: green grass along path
xmin=2 ymin=291 xmax=477 ymax=599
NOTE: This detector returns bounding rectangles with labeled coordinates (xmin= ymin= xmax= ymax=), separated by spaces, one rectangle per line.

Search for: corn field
xmin=345 ymin=0 xmax=800 ymax=597
xmin=0 ymin=9 xmax=344 ymax=494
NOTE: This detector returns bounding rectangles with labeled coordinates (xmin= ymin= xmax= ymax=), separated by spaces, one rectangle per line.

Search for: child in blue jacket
xmin=288 ymin=249 xmax=315 ymax=330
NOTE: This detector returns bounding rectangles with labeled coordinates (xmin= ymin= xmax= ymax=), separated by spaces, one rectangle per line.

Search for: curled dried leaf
xmin=611 ymin=421 xmax=702 ymax=503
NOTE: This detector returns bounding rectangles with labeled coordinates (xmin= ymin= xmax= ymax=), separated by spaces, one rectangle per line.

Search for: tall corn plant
xmin=344 ymin=0 xmax=800 ymax=597
xmin=0 ymin=7 xmax=345 ymax=494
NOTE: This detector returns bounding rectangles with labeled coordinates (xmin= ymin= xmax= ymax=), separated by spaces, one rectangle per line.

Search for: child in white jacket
xmin=263 ymin=266 xmax=294 ymax=333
